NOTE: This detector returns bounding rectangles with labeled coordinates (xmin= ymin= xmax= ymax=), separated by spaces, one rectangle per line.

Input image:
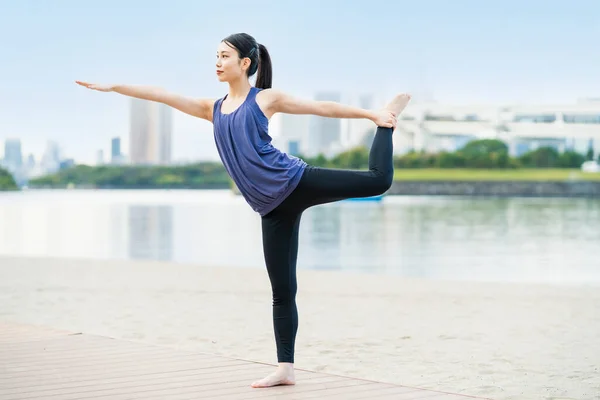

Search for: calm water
xmin=1 ymin=189 xmax=599 ymax=284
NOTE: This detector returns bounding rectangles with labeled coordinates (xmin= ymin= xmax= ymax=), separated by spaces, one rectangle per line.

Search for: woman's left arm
xmin=259 ymin=89 xmax=394 ymax=128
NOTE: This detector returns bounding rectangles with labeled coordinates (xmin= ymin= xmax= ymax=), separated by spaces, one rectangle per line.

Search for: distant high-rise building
xmin=158 ymin=104 xmax=172 ymax=164
xmin=307 ymin=92 xmax=342 ymax=157
xmin=96 ymin=150 xmax=104 ymax=166
xmin=59 ymin=159 xmax=75 ymax=170
xmin=26 ymin=154 xmax=35 ymax=169
xmin=41 ymin=141 xmax=61 ymax=174
xmin=288 ymin=140 xmax=300 ymax=156
xmin=111 ymin=137 xmax=121 ymax=162
xmin=23 ymin=153 xmax=41 ymax=180
xmin=341 ymin=94 xmax=381 ymax=150
xmin=276 ymin=113 xmax=310 ymax=156
xmin=129 ymin=99 xmax=172 ymax=165
xmin=3 ymin=139 xmax=22 ymax=170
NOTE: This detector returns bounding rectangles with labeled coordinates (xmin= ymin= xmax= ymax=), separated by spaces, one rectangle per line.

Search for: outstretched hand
xmin=75 ymin=81 xmax=115 ymax=92
xmin=371 ymin=109 xmax=397 ymax=129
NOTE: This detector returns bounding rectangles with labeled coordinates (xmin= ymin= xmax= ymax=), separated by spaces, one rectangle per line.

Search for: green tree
xmin=558 ymin=150 xmax=586 ymax=168
xmin=0 ymin=168 xmax=18 ymax=190
xmin=519 ymin=147 xmax=561 ymax=168
xmin=457 ymin=139 xmax=511 ymax=168
xmin=435 ymin=151 xmax=466 ymax=168
xmin=298 ymin=153 xmax=329 ymax=167
xmin=586 ymin=145 xmax=595 ymax=161
xmin=330 ymin=146 xmax=370 ymax=169
xmin=394 ymin=150 xmax=437 ymax=168
xmin=29 ymin=162 xmax=231 ymax=189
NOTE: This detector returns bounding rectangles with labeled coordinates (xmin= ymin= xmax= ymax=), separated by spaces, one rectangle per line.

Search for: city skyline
xmin=1 ymin=0 xmax=599 ymax=164
xmin=3 ymin=95 xmax=600 ymax=174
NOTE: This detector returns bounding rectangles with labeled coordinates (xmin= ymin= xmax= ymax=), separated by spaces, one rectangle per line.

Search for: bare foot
xmin=385 ymin=93 xmax=412 ymax=117
xmin=251 ymin=364 xmax=296 ymax=388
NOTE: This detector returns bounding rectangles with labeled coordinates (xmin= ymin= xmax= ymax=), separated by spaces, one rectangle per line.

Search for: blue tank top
xmin=213 ymin=87 xmax=307 ymax=216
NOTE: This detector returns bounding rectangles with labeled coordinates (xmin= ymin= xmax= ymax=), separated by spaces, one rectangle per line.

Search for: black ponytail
xmin=222 ymin=33 xmax=272 ymax=89
xmin=255 ymin=43 xmax=272 ymax=89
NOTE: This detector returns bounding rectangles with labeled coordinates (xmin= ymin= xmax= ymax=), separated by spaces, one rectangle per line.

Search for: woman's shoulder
xmin=254 ymin=88 xmax=283 ymax=120
xmin=255 ymin=87 xmax=280 ymax=101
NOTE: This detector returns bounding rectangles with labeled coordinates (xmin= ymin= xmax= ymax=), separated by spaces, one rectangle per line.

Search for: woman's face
xmin=215 ymin=41 xmax=250 ymax=83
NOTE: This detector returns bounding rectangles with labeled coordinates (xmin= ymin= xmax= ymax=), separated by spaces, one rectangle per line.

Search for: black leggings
xmin=261 ymin=127 xmax=394 ymax=363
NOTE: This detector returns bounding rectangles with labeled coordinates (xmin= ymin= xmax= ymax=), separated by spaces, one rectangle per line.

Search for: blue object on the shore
xmin=344 ymin=194 xmax=385 ymax=202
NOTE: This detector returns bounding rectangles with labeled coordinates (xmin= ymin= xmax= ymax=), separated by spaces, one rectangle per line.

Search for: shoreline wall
xmin=388 ymin=181 xmax=600 ymax=197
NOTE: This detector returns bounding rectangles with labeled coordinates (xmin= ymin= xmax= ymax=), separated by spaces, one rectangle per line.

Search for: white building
xmin=270 ymin=93 xmax=600 ymax=160
xmin=395 ymin=100 xmax=600 ymax=157
xmin=129 ymin=99 xmax=172 ymax=165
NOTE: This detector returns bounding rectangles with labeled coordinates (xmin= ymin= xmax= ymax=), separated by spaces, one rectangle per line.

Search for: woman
xmin=76 ymin=32 xmax=411 ymax=388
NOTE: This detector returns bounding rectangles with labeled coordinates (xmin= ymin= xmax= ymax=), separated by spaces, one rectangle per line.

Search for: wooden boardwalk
xmin=0 ymin=322 xmax=491 ymax=400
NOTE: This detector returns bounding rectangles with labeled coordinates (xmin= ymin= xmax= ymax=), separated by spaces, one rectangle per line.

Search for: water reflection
xmin=0 ymin=190 xmax=598 ymax=284
xmin=127 ymin=205 xmax=173 ymax=261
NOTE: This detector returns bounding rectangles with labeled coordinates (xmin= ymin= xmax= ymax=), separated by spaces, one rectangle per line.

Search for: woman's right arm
xmin=76 ymin=81 xmax=215 ymax=122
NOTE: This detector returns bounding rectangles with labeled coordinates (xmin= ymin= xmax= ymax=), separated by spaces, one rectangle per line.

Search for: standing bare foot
xmin=251 ymin=363 xmax=296 ymax=388
xmin=385 ymin=93 xmax=411 ymax=117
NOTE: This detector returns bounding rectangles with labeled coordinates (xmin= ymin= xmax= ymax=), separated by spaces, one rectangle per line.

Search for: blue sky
xmin=1 ymin=0 xmax=599 ymax=163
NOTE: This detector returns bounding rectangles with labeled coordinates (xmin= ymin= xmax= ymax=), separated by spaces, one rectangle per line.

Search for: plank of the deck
xmin=0 ymin=323 xmax=75 ymax=344
xmin=0 ymin=322 xmax=491 ymax=400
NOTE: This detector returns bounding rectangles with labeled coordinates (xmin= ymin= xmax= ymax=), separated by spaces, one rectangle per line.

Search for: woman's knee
xmin=272 ymin=282 xmax=297 ymax=306
xmin=371 ymin=171 xmax=393 ymax=195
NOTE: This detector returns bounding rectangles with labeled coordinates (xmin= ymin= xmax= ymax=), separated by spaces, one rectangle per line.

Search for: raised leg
xmin=285 ymin=94 xmax=411 ymax=209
